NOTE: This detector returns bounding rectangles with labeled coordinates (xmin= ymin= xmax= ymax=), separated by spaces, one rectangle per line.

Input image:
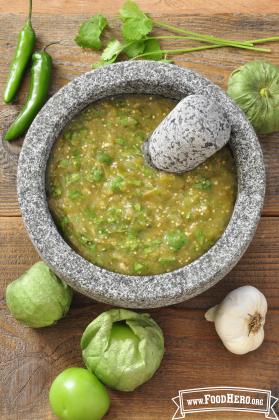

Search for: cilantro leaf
xmin=119 ymin=0 xmax=145 ymax=19
xmin=119 ymin=0 xmax=153 ymax=41
xmin=93 ymin=39 xmax=145 ymax=67
xmin=75 ymin=14 xmax=108 ymax=50
xmin=123 ymin=40 xmax=145 ymax=58
xmin=142 ymin=39 xmax=163 ymax=60
xmin=93 ymin=39 xmax=127 ymax=68
xmin=102 ymin=39 xmax=125 ymax=62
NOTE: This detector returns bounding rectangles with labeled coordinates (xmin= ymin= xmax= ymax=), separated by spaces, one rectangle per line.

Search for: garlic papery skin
xmin=205 ymin=286 xmax=267 ymax=355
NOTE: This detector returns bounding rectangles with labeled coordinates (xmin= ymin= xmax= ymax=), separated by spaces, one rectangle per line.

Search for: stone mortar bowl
xmin=17 ymin=61 xmax=265 ymax=308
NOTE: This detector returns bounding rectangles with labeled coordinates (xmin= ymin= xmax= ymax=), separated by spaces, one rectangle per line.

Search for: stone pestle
xmin=143 ymin=94 xmax=231 ymax=173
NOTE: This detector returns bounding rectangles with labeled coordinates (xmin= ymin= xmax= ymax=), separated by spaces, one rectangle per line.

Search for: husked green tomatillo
xmin=81 ymin=308 xmax=164 ymax=391
xmin=227 ymin=60 xmax=279 ymax=134
xmin=5 ymin=261 xmax=73 ymax=327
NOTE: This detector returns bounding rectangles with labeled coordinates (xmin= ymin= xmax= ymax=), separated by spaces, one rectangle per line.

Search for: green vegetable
xmin=66 ymin=173 xmax=81 ymax=185
xmin=58 ymin=159 xmax=69 ymax=168
xmin=134 ymin=262 xmax=144 ymax=273
xmin=84 ymin=207 xmax=97 ymax=219
xmin=75 ymin=14 xmax=108 ymax=50
xmin=60 ymin=216 xmax=70 ymax=230
xmin=115 ymin=137 xmax=126 ymax=145
xmin=80 ymin=235 xmax=97 ymax=251
xmin=152 ymin=21 xmax=265 ymax=51
xmin=3 ymin=0 xmax=36 ymax=104
xmin=49 ymin=367 xmax=110 ymax=420
xmin=195 ymin=178 xmax=212 ymax=190
xmin=110 ymin=176 xmax=124 ymax=192
xmin=90 ymin=168 xmax=104 ymax=182
xmin=165 ymin=229 xmax=188 ymax=251
xmin=5 ymin=261 xmax=72 ymax=328
xmin=84 ymin=1 xmax=279 ymax=67
xmin=118 ymin=115 xmax=138 ymax=126
xmin=123 ymin=40 xmax=145 ymax=57
xmin=68 ymin=190 xmax=82 ymax=200
xmin=141 ymin=39 xmax=163 ymax=60
xmin=74 ymin=0 xmax=279 ymax=68
xmin=81 ymin=308 xmax=164 ymax=391
xmin=100 ymin=39 xmax=124 ymax=65
xmin=5 ymin=47 xmax=53 ymax=141
xmin=195 ymin=229 xmax=205 ymax=246
xmin=119 ymin=0 xmax=153 ymax=41
xmin=227 ymin=60 xmax=279 ymax=134
xmin=96 ymin=37 xmax=163 ymax=67
xmin=159 ymin=256 xmax=177 ymax=265
xmin=133 ymin=203 xmax=142 ymax=211
xmin=97 ymin=151 xmax=113 ymax=164
xmin=51 ymin=185 xmax=62 ymax=198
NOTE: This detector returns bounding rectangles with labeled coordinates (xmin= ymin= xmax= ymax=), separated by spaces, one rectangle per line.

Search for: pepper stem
xmin=248 ymin=312 xmax=263 ymax=335
xmin=43 ymin=41 xmax=61 ymax=52
xmin=28 ymin=0 xmax=32 ymax=22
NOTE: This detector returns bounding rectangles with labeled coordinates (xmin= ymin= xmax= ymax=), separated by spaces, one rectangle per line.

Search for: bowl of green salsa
xmin=17 ymin=61 xmax=265 ymax=308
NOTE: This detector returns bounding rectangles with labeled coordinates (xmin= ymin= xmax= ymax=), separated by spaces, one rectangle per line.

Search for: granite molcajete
xmin=17 ymin=61 xmax=265 ymax=308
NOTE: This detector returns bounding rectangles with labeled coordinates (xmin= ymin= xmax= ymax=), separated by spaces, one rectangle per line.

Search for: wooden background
xmin=0 ymin=1 xmax=279 ymax=419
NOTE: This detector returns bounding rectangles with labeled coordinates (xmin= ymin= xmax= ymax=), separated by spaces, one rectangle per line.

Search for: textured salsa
xmin=47 ymin=95 xmax=237 ymax=275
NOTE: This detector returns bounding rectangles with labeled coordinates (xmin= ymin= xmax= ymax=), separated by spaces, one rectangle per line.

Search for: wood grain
xmin=0 ymin=0 xmax=278 ymax=16
xmin=0 ymin=5 xmax=279 ymax=420
xmin=1 ymin=280 xmax=279 ymax=419
xmin=0 ymin=13 xmax=279 ymax=216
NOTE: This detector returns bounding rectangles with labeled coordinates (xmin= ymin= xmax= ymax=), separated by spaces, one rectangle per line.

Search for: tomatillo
xmin=49 ymin=367 xmax=110 ymax=420
xmin=227 ymin=60 xmax=279 ymax=134
xmin=81 ymin=308 xmax=164 ymax=392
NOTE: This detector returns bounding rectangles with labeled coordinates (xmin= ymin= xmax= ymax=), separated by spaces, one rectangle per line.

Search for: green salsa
xmin=47 ymin=95 xmax=237 ymax=275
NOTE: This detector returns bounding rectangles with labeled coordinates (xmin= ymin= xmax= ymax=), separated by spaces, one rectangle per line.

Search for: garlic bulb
xmin=205 ymin=286 xmax=267 ymax=355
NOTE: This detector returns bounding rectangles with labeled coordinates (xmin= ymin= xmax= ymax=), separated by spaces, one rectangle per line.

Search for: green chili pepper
xmin=4 ymin=47 xmax=53 ymax=141
xmin=3 ymin=0 xmax=35 ymax=104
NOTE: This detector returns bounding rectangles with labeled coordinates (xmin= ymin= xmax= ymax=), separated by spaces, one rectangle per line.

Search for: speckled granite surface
xmin=17 ymin=61 xmax=265 ymax=308
xmin=144 ymin=94 xmax=231 ymax=172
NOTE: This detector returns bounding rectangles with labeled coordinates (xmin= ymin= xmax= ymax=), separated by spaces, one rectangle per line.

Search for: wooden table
xmin=0 ymin=1 xmax=278 ymax=419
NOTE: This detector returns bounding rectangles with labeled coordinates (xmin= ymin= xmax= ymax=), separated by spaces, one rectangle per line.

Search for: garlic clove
xmin=205 ymin=305 xmax=218 ymax=322
xmin=205 ymin=286 xmax=267 ymax=355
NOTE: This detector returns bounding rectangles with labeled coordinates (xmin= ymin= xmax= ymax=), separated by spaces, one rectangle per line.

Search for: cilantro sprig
xmin=119 ymin=0 xmax=153 ymax=41
xmin=74 ymin=0 xmax=279 ymax=67
xmin=75 ymin=14 xmax=108 ymax=50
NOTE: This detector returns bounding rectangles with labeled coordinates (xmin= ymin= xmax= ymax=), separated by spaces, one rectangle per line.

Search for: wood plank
xmin=1 ymin=299 xmax=278 ymax=419
xmin=1 ymin=216 xmax=279 ymax=310
xmin=0 ymin=13 xmax=279 ymax=216
xmin=1 ymin=0 xmax=278 ymax=16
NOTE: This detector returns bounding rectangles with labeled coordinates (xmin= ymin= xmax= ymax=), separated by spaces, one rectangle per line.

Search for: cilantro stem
xmin=147 ymin=35 xmax=245 ymax=46
xmin=250 ymin=36 xmax=279 ymax=44
xmin=147 ymin=35 xmax=269 ymax=49
xmin=152 ymin=24 xmax=279 ymax=47
xmin=154 ymin=20 xmax=254 ymax=47
xmin=131 ymin=45 xmax=221 ymax=59
xmin=133 ymin=43 xmax=270 ymax=60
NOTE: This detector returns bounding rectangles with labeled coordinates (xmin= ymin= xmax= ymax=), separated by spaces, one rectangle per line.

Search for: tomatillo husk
xmin=227 ymin=60 xmax=279 ymax=134
xmin=81 ymin=308 xmax=164 ymax=391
